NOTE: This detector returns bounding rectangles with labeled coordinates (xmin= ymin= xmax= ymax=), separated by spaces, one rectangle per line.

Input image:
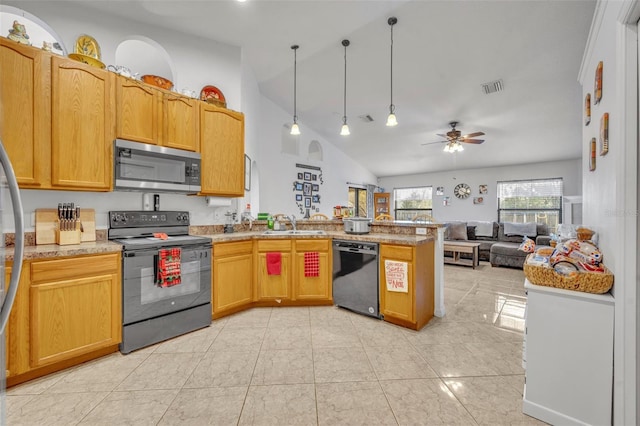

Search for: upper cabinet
xmin=115 ymin=76 xmax=200 ymax=151
xmin=0 ymin=39 xmax=51 ymax=188
xmin=51 ymin=56 xmax=115 ymax=191
xmin=200 ymin=103 xmax=245 ymax=196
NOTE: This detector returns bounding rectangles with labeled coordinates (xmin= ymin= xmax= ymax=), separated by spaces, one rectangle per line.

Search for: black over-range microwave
xmin=114 ymin=139 xmax=201 ymax=194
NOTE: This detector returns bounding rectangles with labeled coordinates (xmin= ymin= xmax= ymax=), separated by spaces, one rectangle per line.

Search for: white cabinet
xmin=523 ymin=279 xmax=613 ymax=426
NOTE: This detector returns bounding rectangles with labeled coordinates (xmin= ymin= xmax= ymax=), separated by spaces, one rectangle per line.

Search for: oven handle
xmin=123 ymin=244 xmax=212 ymax=257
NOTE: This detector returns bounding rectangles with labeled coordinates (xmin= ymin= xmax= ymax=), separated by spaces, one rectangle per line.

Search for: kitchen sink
xmin=262 ymin=230 xmax=327 ymax=236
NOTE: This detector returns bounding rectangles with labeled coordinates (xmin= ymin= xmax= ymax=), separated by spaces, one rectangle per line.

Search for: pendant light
xmin=290 ymin=44 xmax=301 ymax=136
xmin=340 ymin=39 xmax=350 ymax=136
xmin=386 ymin=17 xmax=398 ymax=127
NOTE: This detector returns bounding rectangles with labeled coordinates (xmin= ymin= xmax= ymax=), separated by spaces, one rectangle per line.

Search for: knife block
xmin=36 ymin=209 xmax=96 ymax=245
xmin=55 ymin=222 xmax=82 ymax=246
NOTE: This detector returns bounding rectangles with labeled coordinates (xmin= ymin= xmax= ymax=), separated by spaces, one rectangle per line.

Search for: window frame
xmin=497 ymin=178 xmax=564 ymax=229
xmin=393 ymin=186 xmax=433 ymax=221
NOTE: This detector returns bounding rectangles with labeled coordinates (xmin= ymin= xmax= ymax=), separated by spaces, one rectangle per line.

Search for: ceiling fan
xmin=423 ymin=121 xmax=485 ymax=152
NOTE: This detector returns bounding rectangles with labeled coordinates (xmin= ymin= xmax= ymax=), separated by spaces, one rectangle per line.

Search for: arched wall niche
xmin=0 ymin=5 xmax=67 ymax=54
xmin=308 ymin=140 xmax=323 ymax=161
xmin=114 ymin=36 xmax=174 ymax=84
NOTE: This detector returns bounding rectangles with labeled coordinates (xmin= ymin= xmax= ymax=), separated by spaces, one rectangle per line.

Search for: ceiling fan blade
xmin=462 ymin=131 xmax=485 ymax=138
xmin=421 ymin=141 xmax=446 ymax=146
xmin=461 ymin=139 xmax=485 ymax=144
xmin=436 ymin=134 xmax=449 ymax=138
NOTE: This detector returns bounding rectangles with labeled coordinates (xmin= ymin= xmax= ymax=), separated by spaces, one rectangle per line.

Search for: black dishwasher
xmin=332 ymin=240 xmax=380 ymax=318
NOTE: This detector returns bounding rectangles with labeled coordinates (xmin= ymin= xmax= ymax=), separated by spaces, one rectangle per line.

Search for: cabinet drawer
xmin=257 ymin=240 xmax=292 ymax=252
xmin=380 ymin=244 xmax=413 ymax=261
xmin=295 ymin=239 xmax=330 ymax=252
xmin=31 ymin=253 xmax=120 ymax=284
xmin=214 ymin=240 xmax=253 ymax=257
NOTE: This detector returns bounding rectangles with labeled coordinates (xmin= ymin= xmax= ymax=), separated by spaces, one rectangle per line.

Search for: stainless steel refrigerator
xmin=0 ymin=140 xmax=25 ymax=423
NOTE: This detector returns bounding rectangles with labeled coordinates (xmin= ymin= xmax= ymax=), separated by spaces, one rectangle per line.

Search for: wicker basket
xmin=576 ymin=227 xmax=595 ymax=241
xmin=523 ymin=255 xmax=613 ymax=294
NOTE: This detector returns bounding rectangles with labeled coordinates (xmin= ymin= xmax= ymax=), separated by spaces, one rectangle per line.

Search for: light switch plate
xmin=416 ymin=227 xmax=427 ymax=235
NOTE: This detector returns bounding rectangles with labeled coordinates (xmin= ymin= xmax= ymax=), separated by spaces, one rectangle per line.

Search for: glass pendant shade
xmin=290 ymin=122 xmax=300 ymax=135
xmin=386 ymin=112 xmax=397 ymax=127
xmin=340 ymin=123 xmax=351 ymax=136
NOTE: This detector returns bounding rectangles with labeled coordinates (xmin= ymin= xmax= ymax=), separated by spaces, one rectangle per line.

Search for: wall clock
xmin=454 ymin=183 xmax=471 ymax=199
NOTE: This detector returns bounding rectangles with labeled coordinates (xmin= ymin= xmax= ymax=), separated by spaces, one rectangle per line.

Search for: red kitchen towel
xmin=156 ymin=248 xmax=182 ymax=287
xmin=304 ymin=252 xmax=320 ymax=277
xmin=266 ymin=252 xmax=281 ymax=275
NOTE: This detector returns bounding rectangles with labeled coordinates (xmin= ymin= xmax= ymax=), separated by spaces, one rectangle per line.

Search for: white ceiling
xmin=48 ymin=0 xmax=596 ymax=178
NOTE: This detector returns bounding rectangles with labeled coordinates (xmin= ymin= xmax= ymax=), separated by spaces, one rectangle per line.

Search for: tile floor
xmin=5 ymin=263 xmax=546 ymax=425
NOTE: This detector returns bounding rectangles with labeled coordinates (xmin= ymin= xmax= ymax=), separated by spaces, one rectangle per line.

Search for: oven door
xmin=122 ymin=244 xmax=211 ymax=325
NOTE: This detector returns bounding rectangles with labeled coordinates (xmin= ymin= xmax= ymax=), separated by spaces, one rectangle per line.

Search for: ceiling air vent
xmin=358 ymin=114 xmax=375 ymax=123
xmin=481 ymin=79 xmax=504 ymax=95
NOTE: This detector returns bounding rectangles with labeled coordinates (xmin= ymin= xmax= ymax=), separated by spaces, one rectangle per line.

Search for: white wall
xmin=378 ymin=159 xmax=581 ymax=222
xmin=578 ymin=1 xmax=639 ymax=424
xmin=258 ymin=97 xmax=377 ymax=218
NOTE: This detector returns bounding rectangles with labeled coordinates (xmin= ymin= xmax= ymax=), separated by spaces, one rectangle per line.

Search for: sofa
xmin=443 ymin=221 xmax=551 ymax=269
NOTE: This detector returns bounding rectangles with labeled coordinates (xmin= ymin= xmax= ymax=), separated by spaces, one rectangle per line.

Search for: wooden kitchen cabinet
xmin=0 ymin=38 xmax=51 ymax=188
xmin=29 ymin=253 xmax=121 ymax=368
xmin=212 ymin=241 xmax=253 ymax=318
xmin=294 ymin=239 xmax=331 ymax=301
xmin=116 ymin=76 xmax=200 ymax=151
xmin=51 ymin=56 xmax=115 ymax=191
xmin=374 ymin=192 xmax=391 ymax=217
xmin=200 ymin=103 xmax=245 ymax=196
xmin=256 ymin=240 xmax=292 ymax=301
xmin=379 ymin=242 xmax=434 ymax=330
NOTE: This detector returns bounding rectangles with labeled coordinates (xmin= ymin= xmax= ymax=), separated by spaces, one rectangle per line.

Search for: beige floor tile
xmin=252 ymin=349 xmax=314 ymax=385
xmin=184 ymin=350 xmax=259 ymax=388
xmin=78 ymin=389 xmax=178 ymax=425
xmin=356 ymin=321 xmax=414 ymax=350
xmin=116 ymin=352 xmax=203 ymax=391
xmin=444 ymin=287 xmax=509 ymax=323
xmin=445 ymin=287 xmax=470 ymax=306
xmin=5 ymin=395 xmax=35 ymax=419
xmin=46 ymin=352 xmax=149 ymax=393
xmin=309 ymin=306 xmax=354 ymax=328
xmin=224 ymin=307 xmax=273 ymax=328
xmin=311 ymin=325 xmax=362 ymax=348
xmin=238 ymin=383 xmax=317 ymax=425
xmin=464 ymin=341 xmax=525 ymax=375
xmin=7 ymin=391 xmax=108 ymax=426
xmin=209 ymin=326 xmax=266 ymax=352
xmin=364 ymin=346 xmax=438 ymax=380
xmin=316 ymin=381 xmax=397 ymax=425
xmin=313 ymin=347 xmax=376 ymax=383
xmin=381 ymin=378 xmax=477 ymax=425
xmin=7 ymin=369 xmax=71 ymax=396
xmin=404 ymin=320 xmax=502 ymax=346
xmin=154 ymin=324 xmax=222 ymax=353
xmin=262 ymin=326 xmax=312 ymax=351
xmin=444 ymin=376 xmax=546 ymax=425
xmin=416 ymin=343 xmax=501 ymax=377
xmin=268 ymin=307 xmax=310 ymax=328
xmin=158 ymin=386 xmax=247 ymax=425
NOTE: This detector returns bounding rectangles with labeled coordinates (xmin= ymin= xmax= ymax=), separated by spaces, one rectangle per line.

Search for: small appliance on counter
xmin=343 ymin=217 xmax=372 ymax=235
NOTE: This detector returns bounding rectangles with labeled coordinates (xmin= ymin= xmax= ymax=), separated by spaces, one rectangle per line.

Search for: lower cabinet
xmin=294 ymin=239 xmax=331 ymax=301
xmin=379 ymin=242 xmax=434 ymax=330
xmin=212 ymin=241 xmax=253 ymax=318
xmin=6 ymin=252 xmax=122 ymax=386
xmin=255 ymin=239 xmax=292 ymax=301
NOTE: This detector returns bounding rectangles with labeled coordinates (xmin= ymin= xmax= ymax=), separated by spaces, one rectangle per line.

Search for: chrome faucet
xmin=286 ymin=214 xmax=297 ymax=230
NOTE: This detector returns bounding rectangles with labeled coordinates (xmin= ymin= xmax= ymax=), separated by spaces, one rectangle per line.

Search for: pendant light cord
xmin=343 ymin=41 xmax=348 ymax=125
xmin=389 ymin=17 xmax=397 ymax=114
xmin=292 ymin=45 xmax=299 ymax=124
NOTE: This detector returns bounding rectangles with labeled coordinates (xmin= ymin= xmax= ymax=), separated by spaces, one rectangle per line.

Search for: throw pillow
xmin=449 ymin=222 xmax=468 ymax=240
xmin=467 ymin=226 xmax=477 ymax=240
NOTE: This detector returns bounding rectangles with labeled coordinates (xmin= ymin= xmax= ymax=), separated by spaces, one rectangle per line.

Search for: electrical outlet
xmin=214 ymin=211 xmax=220 ymax=221
xmin=416 ymin=227 xmax=427 ymax=235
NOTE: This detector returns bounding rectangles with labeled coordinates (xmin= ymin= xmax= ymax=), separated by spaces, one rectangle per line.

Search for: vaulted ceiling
xmin=26 ymin=0 xmax=596 ymax=177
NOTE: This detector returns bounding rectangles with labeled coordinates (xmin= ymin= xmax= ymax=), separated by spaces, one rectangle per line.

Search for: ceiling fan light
xmin=443 ymin=144 xmax=451 ymax=153
xmin=340 ymin=123 xmax=351 ymax=136
xmin=386 ymin=112 xmax=397 ymax=127
xmin=456 ymin=143 xmax=464 ymax=152
xmin=290 ymin=122 xmax=300 ymax=135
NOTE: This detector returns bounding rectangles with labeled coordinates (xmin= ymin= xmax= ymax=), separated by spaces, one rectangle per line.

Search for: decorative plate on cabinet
xmin=68 ymin=53 xmax=105 ymax=69
xmin=74 ymin=34 xmax=102 ymax=60
xmin=200 ymin=85 xmax=226 ymax=107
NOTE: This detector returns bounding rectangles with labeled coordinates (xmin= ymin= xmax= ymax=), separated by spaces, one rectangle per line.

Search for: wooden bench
xmin=443 ymin=241 xmax=481 ymax=269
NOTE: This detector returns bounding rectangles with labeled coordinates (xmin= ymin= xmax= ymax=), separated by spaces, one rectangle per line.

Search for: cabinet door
xmin=4 ymin=262 xmax=30 ymax=378
xmin=200 ymin=104 xmax=244 ymax=196
xmin=294 ymin=239 xmax=331 ymax=301
xmin=51 ymin=56 xmax=114 ymax=191
xmin=256 ymin=240 xmax=291 ymax=300
xmin=116 ymin=77 xmax=161 ymax=145
xmin=0 ymin=39 xmax=50 ymax=188
xmin=164 ymin=94 xmax=199 ymax=151
xmin=213 ymin=241 xmax=253 ymax=316
xmin=29 ymin=254 xmax=121 ymax=367
xmin=379 ymin=244 xmax=414 ymax=323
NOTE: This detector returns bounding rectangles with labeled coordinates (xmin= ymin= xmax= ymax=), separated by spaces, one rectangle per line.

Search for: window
xmin=497 ymin=178 xmax=563 ymax=232
xmin=393 ymin=186 xmax=432 ymax=220
xmin=348 ymin=187 xmax=368 ymax=217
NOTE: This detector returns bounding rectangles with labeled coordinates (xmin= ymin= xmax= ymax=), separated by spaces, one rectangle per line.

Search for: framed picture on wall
xmin=585 ymin=93 xmax=591 ymax=126
xmin=305 ymin=197 xmax=312 ymax=208
xmin=295 ymin=182 xmax=303 ymax=191
xmin=479 ymin=184 xmax=488 ymax=194
xmin=304 ymin=172 xmax=312 ymax=181
xmin=590 ymin=137 xmax=597 ymax=171
xmin=600 ymin=112 xmax=609 ymax=155
xmin=303 ymin=182 xmax=312 ymax=196
xmin=311 ymin=174 xmax=317 ymax=181
xmin=594 ymin=61 xmax=603 ymax=105
xmin=312 ymin=184 xmax=319 ymax=191
xmin=473 ymin=197 xmax=484 ymax=205
xmin=296 ymin=194 xmax=302 ymax=201
xmin=312 ymin=194 xmax=320 ymax=203
xmin=436 ymin=187 xmax=444 ymax=196
xmin=297 ymin=172 xmax=303 ymax=179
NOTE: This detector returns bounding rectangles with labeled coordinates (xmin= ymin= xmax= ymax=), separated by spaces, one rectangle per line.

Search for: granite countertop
xmin=3 ymin=240 xmax=123 ymax=262
xmin=202 ymin=230 xmax=434 ymax=246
